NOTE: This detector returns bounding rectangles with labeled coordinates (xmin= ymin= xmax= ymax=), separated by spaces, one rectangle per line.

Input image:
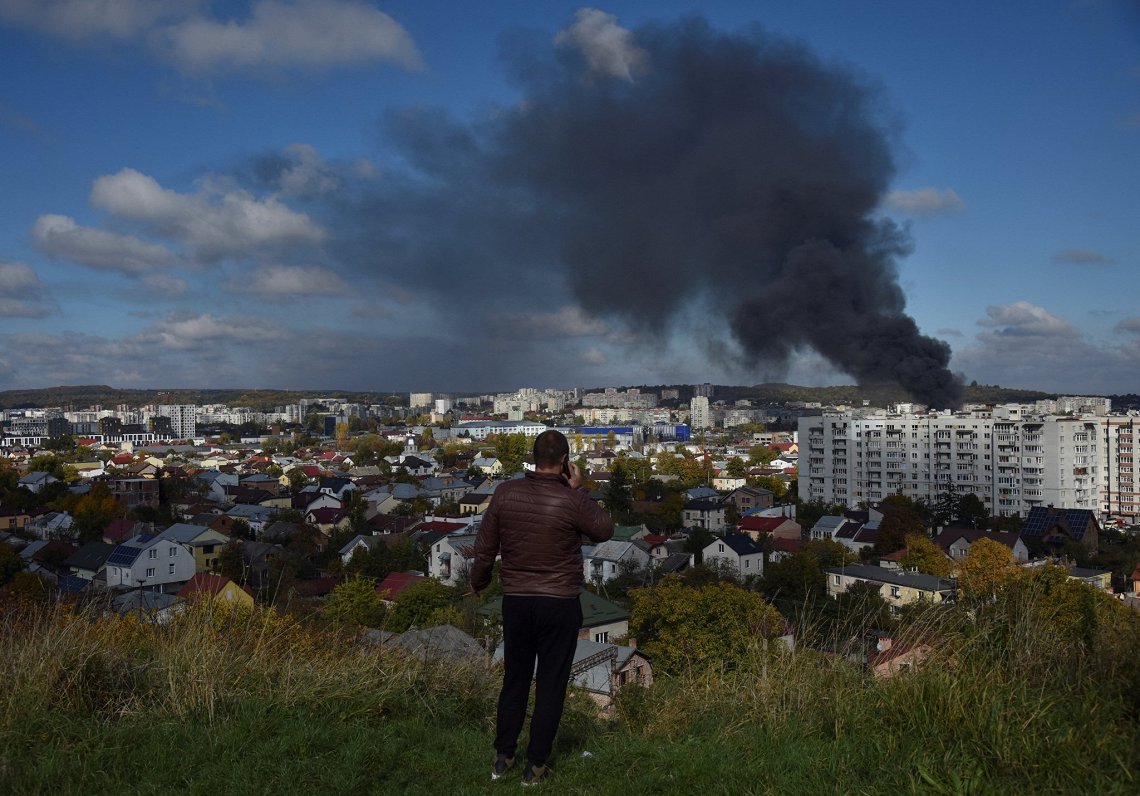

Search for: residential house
xmin=105 ymin=532 xmax=197 ymax=591
xmin=427 ymin=532 xmax=478 ymax=587
xmin=825 ymin=564 xmax=956 ymax=609
xmin=458 ymin=492 xmax=492 ymax=515
xmin=0 ymin=506 xmax=31 ymax=533
xmin=470 ymin=457 xmax=503 ymax=476
xmin=738 ymin=515 xmax=801 ymax=541
xmin=701 ymin=534 xmax=765 ymax=579
xmin=1020 ymin=506 xmax=1100 ymax=553
xmin=375 ymin=571 xmax=426 ymax=604
xmin=728 ymin=485 xmax=775 ymax=514
xmin=683 ymin=499 xmax=727 ymax=532
xmin=26 ymin=511 xmax=75 ymax=540
xmin=860 ymin=631 xmax=932 ymax=678
xmin=177 ymin=572 xmax=255 ymax=609
xmin=109 ymin=478 xmax=160 ymax=510
xmin=158 ymin=523 xmax=230 ymax=573
xmin=226 ymin=504 xmax=275 ymax=536
xmin=19 ymin=471 xmax=59 ymax=493
xmin=584 ymin=540 xmax=651 ymax=584
xmin=109 ymin=590 xmax=183 ymax=623
xmin=62 ymin=541 xmax=115 ymax=582
xmin=568 ymin=639 xmax=652 ymax=715
xmin=934 ymin=527 xmax=1029 ymax=563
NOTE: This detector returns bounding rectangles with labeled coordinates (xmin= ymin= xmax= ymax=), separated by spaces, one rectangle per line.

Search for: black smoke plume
xmin=343 ymin=15 xmax=963 ymax=407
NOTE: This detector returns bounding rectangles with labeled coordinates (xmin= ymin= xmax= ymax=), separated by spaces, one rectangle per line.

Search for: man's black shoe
xmin=491 ymin=753 xmax=515 ymax=781
xmin=521 ymin=762 xmax=551 ymax=786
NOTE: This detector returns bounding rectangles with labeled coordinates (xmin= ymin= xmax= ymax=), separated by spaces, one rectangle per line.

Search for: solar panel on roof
xmin=106 ymin=546 xmax=142 ymax=566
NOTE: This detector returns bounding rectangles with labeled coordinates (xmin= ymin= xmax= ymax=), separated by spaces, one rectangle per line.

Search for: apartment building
xmin=799 ymin=403 xmax=1134 ymax=522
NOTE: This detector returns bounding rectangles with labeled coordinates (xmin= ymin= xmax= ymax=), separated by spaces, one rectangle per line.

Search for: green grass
xmin=1 ymin=599 xmax=1137 ymax=795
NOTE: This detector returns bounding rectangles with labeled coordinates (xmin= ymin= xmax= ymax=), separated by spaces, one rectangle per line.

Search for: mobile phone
xmin=562 ymin=458 xmax=572 ymax=479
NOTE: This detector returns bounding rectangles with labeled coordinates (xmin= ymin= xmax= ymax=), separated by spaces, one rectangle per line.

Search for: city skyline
xmin=1 ymin=2 xmax=1137 ymax=396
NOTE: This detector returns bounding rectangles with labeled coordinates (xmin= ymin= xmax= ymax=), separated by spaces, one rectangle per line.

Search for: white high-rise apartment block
xmin=798 ymin=404 xmax=1134 ymax=521
xmin=157 ymin=405 xmax=197 ymax=440
xmin=409 ymin=393 xmax=433 ymax=409
xmin=690 ymin=396 xmax=711 ymax=430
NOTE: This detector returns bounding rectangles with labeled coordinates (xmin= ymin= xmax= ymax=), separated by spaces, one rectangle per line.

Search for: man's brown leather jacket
xmin=470 ymin=470 xmax=614 ymax=598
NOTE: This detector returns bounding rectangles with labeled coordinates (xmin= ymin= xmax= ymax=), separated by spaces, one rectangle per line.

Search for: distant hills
xmin=0 ymin=382 xmax=1077 ymax=411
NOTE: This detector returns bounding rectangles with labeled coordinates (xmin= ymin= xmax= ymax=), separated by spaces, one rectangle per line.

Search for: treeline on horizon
xmin=0 ymin=382 xmax=1113 ymax=413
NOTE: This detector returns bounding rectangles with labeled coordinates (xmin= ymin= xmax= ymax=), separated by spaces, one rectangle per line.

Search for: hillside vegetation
xmin=2 ymin=588 xmax=1137 ymax=796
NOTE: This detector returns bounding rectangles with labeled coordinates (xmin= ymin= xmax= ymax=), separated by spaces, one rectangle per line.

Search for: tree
xmin=629 ymin=577 xmax=785 ymax=675
xmin=489 ymin=433 xmax=529 ymax=475
xmin=325 ymin=576 xmax=385 ymax=628
xmin=725 ymin=457 xmax=748 ymax=478
xmin=899 ymin=534 xmax=952 ymax=578
xmin=747 ymin=444 xmax=776 ymax=467
xmin=216 ymin=538 xmax=245 ymax=582
xmin=958 ymin=537 xmax=1021 ymax=604
xmin=385 ymin=578 xmax=454 ymax=632
xmin=603 ymin=467 xmax=632 ymax=523
xmin=956 ymin=494 xmax=988 ymax=529
xmin=874 ymin=506 xmax=927 ymax=554
xmin=70 ymin=482 xmax=126 ymax=543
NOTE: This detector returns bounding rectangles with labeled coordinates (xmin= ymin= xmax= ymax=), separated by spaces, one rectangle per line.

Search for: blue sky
xmin=0 ymin=1 xmax=1137 ymax=398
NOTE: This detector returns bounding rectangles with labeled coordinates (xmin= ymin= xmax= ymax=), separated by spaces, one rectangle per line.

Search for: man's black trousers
xmin=495 ymin=594 xmax=582 ymax=766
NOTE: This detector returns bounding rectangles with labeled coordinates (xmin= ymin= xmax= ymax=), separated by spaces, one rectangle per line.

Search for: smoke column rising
xmin=367 ymin=14 xmax=963 ymax=407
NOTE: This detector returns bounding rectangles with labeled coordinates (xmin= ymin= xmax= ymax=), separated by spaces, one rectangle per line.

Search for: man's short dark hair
xmin=533 ymin=430 xmax=570 ymax=468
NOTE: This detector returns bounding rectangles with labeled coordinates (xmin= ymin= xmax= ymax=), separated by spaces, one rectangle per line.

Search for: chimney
xmin=627 ymin=637 xmax=637 ymax=650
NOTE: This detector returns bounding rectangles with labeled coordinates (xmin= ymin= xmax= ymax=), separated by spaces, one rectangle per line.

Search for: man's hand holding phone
xmin=561 ymin=458 xmax=583 ymax=489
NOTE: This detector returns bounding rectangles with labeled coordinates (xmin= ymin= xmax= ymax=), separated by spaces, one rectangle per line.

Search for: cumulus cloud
xmin=490 ymin=306 xmax=612 ymax=340
xmin=274 ymin=143 xmax=342 ymax=197
xmin=0 ymin=258 xmax=51 ymax=314
xmin=951 ymin=301 xmax=1140 ymax=393
xmin=160 ymin=0 xmax=423 ymax=74
xmin=976 ymin=301 xmax=1077 ymax=337
xmin=138 ymin=312 xmax=284 ymax=349
xmin=0 ymin=0 xmax=194 ymax=41
xmin=554 ymin=7 xmax=647 ymax=80
xmin=1115 ymin=317 xmax=1140 ymax=335
xmin=0 ymin=0 xmax=423 ymax=76
xmin=936 ymin=327 xmax=963 ymax=337
xmin=884 ymin=187 xmax=965 ymax=217
xmin=236 ymin=264 xmax=351 ymax=299
xmin=1053 ymin=248 xmax=1114 ymax=265
xmin=89 ymin=168 xmax=325 ymax=261
xmin=32 ymin=214 xmax=179 ymax=274
xmin=140 ymin=274 xmax=188 ymax=296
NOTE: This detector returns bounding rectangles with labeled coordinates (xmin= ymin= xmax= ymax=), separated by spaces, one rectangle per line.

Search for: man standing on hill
xmin=469 ymin=429 xmax=614 ymax=785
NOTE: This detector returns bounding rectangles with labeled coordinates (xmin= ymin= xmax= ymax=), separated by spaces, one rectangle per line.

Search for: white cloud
xmin=32 ymin=214 xmax=178 ymax=274
xmin=135 ymin=312 xmax=283 ymax=350
xmin=238 ymin=264 xmax=350 ymax=299
xmin=976 ymin=301 xmax=1076 ymax=337
xmin=884 ymin=187 xmax=966 ymax=217
xmin=275 ymin=143 xmax=341 ymax=197
xmin=161 ymin=0 xmax=423 ymax=74
xmin=90 ymin=168 xmax=325 ymax=261
xmin=951 ymin=301 xmax=1140 ymax=393
xmin=581 ymin=346 xmax=606 ymax=365
xmin=1052 ymin=248 xmax=1114 ymax=265
xmin=140 ymin=273 xmax=188 ymax=296
xmin=1115 ymin=317 xmax=1140 ymax=335
xmin=0 ymin=0 xmax=195 ymax=41
xmin=554 ymin=8 xmax=647 ymax=81
xmin=0 ymin=259 xmax=51 ymax=318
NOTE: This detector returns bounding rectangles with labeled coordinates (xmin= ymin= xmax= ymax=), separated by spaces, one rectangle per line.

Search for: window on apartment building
xmin=169 ymin=547 xmax=177 ymax=557
xmin=148 ymin=549 xmax=157 ymax=559
xmin=146 ymin=568 xmax=156 ymax=578
xmin=168 ymin=563 xmax=176 ymax=575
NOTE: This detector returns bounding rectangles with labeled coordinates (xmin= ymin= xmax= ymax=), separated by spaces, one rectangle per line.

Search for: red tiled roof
xmin=740 ymin=516 xmax=787 ymax=532
xmin=772 ymin=537 xmax=804 ymax=553
xmin=375 ymin=571 xmax=425 ymax=599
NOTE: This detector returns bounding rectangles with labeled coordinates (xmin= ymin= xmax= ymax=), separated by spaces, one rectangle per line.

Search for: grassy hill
xmin=2 ymin=596 xmax=1137 ymax=795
